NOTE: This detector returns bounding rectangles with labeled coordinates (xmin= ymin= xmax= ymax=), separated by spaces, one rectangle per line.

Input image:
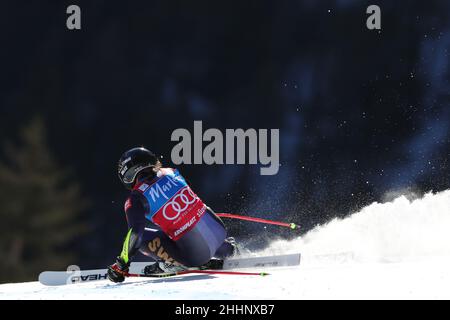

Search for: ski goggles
xmin=120 ymin=164 xmax=155 ymax=184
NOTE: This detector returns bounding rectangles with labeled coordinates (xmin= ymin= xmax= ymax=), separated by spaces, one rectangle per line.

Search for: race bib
xmin=135 ymin=169 xmax=206 ymax=240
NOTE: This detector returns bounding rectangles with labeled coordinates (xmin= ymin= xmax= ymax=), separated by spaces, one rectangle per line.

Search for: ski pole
xmin=216 ymin=213 xmax=299 ymax=230
xmin=126 ymin=270 xmax=269 ymax=278
xmin=177 ymin=270 xmax=269 ymax=276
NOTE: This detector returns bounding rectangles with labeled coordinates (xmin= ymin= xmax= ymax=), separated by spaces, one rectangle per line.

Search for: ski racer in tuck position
xmin=107 ymin=147 xmax=237 ymax=283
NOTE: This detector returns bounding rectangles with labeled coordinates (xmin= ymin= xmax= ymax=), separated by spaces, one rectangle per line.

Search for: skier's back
xmin=107 ymin=147 xmax=236 ymax=283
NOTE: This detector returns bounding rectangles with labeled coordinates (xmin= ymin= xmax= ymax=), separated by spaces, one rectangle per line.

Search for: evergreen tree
xmin=0 ymin=117 xmax=88 ymax=283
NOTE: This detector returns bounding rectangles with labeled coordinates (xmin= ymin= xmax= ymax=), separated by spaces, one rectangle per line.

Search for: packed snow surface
xmin=1 ymin=190 xmax=450 ymax=299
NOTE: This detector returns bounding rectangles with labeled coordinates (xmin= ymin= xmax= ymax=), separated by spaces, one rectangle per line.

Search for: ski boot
xmin=198 ymin=237 xmax=241 ymax=270
xmin=143 ymin=261 xmax=188 ymax=275
xmin=199 ymin=258 xmax=224 ymax=270
xmin=225 ymin=236 xmax=241 ymax=256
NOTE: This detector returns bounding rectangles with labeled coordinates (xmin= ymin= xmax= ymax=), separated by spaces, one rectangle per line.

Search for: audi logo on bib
xmin=139 ymin=168 xmax=207 ymax=240
xmin=162 ymin=187 xmax=198 ymax=221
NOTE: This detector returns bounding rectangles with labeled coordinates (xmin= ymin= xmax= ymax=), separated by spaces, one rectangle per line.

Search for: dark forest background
xmin=0 ymin=1 xmax=449 ymax=283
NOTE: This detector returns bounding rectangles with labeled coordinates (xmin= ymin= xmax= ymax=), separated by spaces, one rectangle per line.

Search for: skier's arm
xmin=107 ymin=193 xmax=147 ymax=282
xmin=118 ymin=193 xmax=147 ymax=263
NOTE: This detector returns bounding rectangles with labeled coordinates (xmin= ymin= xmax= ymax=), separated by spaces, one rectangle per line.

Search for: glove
xmin=107 ymin=257 xmax=130 ymax=283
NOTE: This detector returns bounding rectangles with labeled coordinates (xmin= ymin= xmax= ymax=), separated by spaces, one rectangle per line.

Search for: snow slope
xmin=1 ymin=190 xmax=450 ymax=299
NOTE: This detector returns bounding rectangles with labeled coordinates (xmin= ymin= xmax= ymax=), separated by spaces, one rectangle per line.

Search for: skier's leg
xmin=205 ymin=206 xmax=226 ymax=228
xmin=214 ymin=237 xmax=239 ymax=259
xmin=173 ymin=208 xmax=229 ymax=266
xmin=138 ymin=227 xmax=185 ymax=266
xmin=138 ymin=208 xmax=231 ymax=268
xmin=138 ymin=223 xmax=219 ymax=267
xmin=204 ymin=207 xmax=240 ymax=257
xmin=173 ymin=208 xmax=245 ymax=266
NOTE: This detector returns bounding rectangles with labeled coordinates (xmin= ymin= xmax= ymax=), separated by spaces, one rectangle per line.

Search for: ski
xmin=223 ymin=253 xmax=300 ymax=270
xmin=38 ymin=253 xmax=300 ymax=286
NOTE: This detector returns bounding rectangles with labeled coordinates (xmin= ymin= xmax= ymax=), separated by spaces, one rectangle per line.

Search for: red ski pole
xmin=173 ymin=270 xmax=269 ymax=276
xmin=216 ymin=213 xmax=299 ymax=230
xmin=127 ymin=270 xmax=269 ymax=278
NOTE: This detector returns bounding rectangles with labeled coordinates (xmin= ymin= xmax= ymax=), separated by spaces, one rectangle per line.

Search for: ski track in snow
xmin=1 ymin=190 xmax=450 ymax=299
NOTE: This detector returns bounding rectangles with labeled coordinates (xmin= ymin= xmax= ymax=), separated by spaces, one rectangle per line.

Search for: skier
xmin=107 ymin=147 xmax=237 ymax=283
